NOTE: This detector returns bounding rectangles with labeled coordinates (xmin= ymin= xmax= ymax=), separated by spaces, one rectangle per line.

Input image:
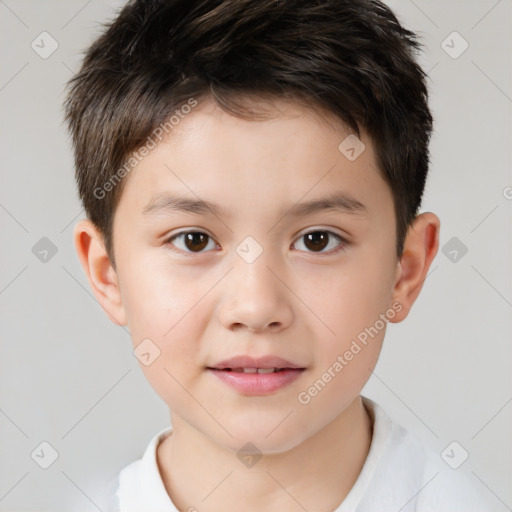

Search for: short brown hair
xmin=64 ymin=0 xmax=433 ymax=265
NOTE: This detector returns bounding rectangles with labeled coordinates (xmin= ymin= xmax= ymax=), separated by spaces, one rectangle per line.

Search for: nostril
xmin=230 ymin=321 xmax=281 ymax=332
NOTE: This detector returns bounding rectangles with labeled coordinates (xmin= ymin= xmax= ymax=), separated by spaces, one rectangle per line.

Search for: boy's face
xmin=81 ymin=97 xmax=436 ymax=453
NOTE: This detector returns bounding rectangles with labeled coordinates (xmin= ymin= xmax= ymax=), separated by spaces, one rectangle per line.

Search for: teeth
xmin=231 ymin=368 xmax=281 ymax=374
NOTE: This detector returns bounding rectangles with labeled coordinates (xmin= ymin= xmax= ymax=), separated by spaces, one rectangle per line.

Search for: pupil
xmin=185 ymin=232 xmax=208 ymax=252
xmin=305 ymin=232 xmax=328 ymax=251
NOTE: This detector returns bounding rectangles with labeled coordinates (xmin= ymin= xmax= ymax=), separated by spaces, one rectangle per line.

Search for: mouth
xmin=208 ymin=354 xmax=304 ymax=371
xmin=208 ymin=367 xmax=301 ymax=374
xmin=206 ymin=356 xmax=306 ymax=395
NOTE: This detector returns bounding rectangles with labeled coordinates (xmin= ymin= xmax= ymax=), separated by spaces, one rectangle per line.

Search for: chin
xmin=214 ymin=419 xmax=308 ymax=455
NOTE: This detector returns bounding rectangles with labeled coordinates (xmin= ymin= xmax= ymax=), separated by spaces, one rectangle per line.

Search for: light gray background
xmin=0 ymin=0 xmax=511 ymax=510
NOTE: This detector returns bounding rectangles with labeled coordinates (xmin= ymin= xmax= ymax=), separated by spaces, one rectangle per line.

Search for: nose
xmin=217 ymin=254 xmax=294 ymax=334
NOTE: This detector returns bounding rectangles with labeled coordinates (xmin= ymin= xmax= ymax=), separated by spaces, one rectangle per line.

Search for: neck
xmin=157 ymin=396 xmax=372 ymax=512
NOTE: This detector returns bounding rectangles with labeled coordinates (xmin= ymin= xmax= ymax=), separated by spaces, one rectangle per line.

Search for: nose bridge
xmin=218 ymin=238 xmax=293 ymax=332
xmin=235 ymin=246 xmax=277 ymax=296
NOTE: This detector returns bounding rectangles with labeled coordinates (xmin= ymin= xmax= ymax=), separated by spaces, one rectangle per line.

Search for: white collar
xmin=117 ymin=396 xmax=391 ymax=511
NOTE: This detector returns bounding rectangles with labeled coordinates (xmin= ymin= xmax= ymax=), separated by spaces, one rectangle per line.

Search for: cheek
xmin=121 ymin=274 xmax=209 ymax=407
xmin=301 ymin=252 xmax=394 ymax=387
xmin=298 ymin=282 xmax=387 ymax=416
xmin=116 ymin=254 xmax=214 ymax=371
xmin=118 ymin=253 xmax=210 ymax=341
xmin=307 ymin=261 xmax=394 ymax=343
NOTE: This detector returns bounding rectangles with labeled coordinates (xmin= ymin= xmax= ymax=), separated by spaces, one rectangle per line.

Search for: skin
xmin=74 ymin=96 xmax=440 ymax=511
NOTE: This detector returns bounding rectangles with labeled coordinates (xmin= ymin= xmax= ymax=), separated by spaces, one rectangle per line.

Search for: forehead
xmin=116 ymin=96 xmax=393 ymax=225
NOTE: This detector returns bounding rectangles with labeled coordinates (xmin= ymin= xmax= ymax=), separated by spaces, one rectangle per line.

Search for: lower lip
xmin=207 ymin=368 xmax=305 ymax=395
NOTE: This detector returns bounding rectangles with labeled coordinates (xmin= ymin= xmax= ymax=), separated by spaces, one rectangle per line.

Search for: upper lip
xmin=208 ymin=355 xmax=304 ymax=370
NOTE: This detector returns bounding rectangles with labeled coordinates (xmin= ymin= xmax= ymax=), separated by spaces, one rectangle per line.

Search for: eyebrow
xmin=142 ymin=191 xmax=367 ymax=219
xmin=290 ymin=192 xmax=367 ymax=217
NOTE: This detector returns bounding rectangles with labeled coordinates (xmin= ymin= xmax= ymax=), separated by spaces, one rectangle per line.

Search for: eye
xmin=165 ymin=229 xmax=347 ymax=255
xmin=166 ymin=231 xmax=218 ymax=253
xmin=292 ymin=230 xmax=347 ymax=254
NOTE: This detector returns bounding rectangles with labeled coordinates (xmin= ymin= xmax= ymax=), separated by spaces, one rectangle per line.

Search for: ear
xmin=389 ymin=212 xmax=440 ymax=323
xmin=73 ymin=219 xmax=127 ymax=326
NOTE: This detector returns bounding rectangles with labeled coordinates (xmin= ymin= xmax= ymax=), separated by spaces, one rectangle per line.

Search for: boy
xmin=64 ymin=0 xmax=493 ymax=510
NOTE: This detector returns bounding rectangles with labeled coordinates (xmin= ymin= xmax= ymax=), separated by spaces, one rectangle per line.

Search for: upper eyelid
xmin=167 ymin=230 xmax=219 ymax=249
xmin=293 ymin=226 xmax=346 ymax=240
xmin=168 ymin=229 xmax=217 ymax=244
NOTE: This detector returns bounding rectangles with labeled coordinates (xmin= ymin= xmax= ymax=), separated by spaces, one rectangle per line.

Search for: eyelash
xmin=164 ymin=229 xmax=348 ymax=256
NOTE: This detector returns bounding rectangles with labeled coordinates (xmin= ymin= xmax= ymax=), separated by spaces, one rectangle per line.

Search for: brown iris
xmin=184 ymin=232 xmax=210 ymax=252
xmin=303 ymin=231 xmax=329 ymax=252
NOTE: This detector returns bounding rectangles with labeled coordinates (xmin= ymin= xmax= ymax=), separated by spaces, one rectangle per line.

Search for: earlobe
xmin=389 ymin=212 xmax=440 ymax=323
xmin=73 ymin=219 xmax=127 ymax=326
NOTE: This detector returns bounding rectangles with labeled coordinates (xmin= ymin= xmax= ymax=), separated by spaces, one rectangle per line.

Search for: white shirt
xmin=101 ymin=397 xmax=495 ymax=511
